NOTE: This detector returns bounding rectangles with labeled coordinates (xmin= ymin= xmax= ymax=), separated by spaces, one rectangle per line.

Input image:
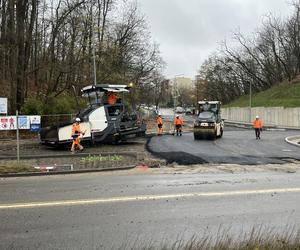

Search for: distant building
xmin=171 ymin=76 xmax=193 ymax=90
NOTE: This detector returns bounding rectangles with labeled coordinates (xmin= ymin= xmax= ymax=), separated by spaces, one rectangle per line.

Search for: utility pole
xmin=91 ymin=3 xmax=97 ymax=86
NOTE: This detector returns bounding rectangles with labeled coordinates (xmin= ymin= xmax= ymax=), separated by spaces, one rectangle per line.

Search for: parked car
xmin=175 ymin=106 xmax=185 ymax=113
xmin=185 ymin=108 xmax=193 ymax=115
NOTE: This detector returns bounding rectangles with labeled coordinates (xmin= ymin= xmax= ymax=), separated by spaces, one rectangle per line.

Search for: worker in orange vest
xmin=156 ymin=114 xmax=163 ymax=136
xmin=174 ymin=114 xmax=184 ymax=136
xmin=107 ymin=91 xmax=118 ymax=105
xmin=253 ymin=115 xmax=263 ymax=139
xmin=71 ymin=117 xmax=85 ymax=153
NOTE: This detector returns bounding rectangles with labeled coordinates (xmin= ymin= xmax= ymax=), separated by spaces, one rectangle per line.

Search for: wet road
xmin=147 ymin=128 xmax=300 ymax=165
xmin=1 ymin=170 xmax=300 ymax=249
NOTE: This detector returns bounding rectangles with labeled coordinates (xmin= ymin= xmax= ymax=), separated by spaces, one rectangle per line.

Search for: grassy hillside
xmin=224 ymin=80 xmax=300 ymax=108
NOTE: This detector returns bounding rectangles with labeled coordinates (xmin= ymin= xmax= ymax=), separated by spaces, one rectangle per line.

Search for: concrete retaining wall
xmin=221 ymin=107 xmax=300 ymax=128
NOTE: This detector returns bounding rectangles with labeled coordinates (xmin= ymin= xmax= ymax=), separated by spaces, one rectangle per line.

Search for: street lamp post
xmin=172 ymin=75 xmax=183 ymax=122
xmin=249 ymin=82 xmax=252 ymax=123
xmin=91 ymin=4 xmax=97 ymax=86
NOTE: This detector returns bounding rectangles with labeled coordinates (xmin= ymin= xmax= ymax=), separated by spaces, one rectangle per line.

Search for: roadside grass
xmin=0 ymin=161 xmax=36 ymax=174
xmin=80 ymin=154 xmax=124 ymax=164
xmin=224 ymin=80 xmax=300 ymax=108
xmin=118 ymin=226 xmax=300 ymax=250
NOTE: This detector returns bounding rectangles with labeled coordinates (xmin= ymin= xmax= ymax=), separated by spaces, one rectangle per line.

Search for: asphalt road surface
xmin=147 ymin=128 xmax=300 ymax=165
xmin=1 ymin=170 xmax=300 ymax=249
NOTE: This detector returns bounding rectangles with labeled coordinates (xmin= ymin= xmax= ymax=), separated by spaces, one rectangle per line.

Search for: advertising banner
xmin=18 ymin=116 xmax=30 ymax=129
xmin=30 ymin=116 xmax=41 ymax=131
xmin=0 ymin=115 xmax=41 ymax=131
xmin=0 ymin=116 xmax=16 ymax=130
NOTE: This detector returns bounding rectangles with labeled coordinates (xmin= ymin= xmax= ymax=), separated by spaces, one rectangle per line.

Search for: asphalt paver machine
xmin=39 ymin=84 xmax=146 ymax=146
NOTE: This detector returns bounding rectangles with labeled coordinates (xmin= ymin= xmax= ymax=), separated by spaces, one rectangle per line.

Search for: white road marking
xmin=1 ymin=188 xmax=300 ymax=210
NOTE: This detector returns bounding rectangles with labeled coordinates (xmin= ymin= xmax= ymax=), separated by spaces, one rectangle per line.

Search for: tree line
xmin=0 ymin=0 xmax=165 ymax=114
xmin=199 ymin=1 xmax=300 ymax=104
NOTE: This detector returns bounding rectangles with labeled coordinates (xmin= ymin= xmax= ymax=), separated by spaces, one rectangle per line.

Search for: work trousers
xmin=157 ymin=124 xmax=163 ymax=135
xmin=255 ymin=128 xmax=261 ymax=139
xmin=175 ymin=125 xmax=182 ymax=136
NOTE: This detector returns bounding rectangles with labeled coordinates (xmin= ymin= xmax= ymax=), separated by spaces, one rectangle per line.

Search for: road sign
xmin=0 ymin=97 xmax=7 ymax=114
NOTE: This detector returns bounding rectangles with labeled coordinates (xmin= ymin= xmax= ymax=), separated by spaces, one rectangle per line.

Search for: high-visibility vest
xmin=108 ymin=93 xmax=117 ymax=105
xmin=174 ymin=117 xmax=183 ymax=125
xmin=253 ymin=119 xmax=262 ymax=128
xmin=72 ymin=123 xmax=81 ymax=135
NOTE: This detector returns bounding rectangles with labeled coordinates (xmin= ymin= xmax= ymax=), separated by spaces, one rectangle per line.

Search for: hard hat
xmin=256 ymin=115 xmax=259 ymax=119
xmin=176 ymin=114 xmax=179 ymax=117
xmin=75 ymin=117 xmax=81 ymax=122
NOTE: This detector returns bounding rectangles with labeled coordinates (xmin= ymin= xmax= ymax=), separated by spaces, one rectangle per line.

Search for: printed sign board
xmin=18 ymin=116 xmax=30 ymax=129
xmin=0 ymin=115 xmax=41 ymax=131
xmin=30 ymin=116 xmax=41 ymax=124
xmin=0 ymin=116 xmax=16 ymax=130
xmin=0 ymin=98 xmax=7 ymax=114
xmin=30 ymin=124 xmax=41 ymax=132
xmin=30 ymin=116 xmax=41 ymax=132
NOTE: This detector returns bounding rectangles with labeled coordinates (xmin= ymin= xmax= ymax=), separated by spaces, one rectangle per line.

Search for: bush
xmin=21 ymin=98 xmax=44 ymax=115
xmin=21 ymin=95 xmax=86 ymax=115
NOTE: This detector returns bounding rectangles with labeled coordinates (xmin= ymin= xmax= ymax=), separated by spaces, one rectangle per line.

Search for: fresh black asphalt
xmin=147 ymin=128 xmax=300 ymax=165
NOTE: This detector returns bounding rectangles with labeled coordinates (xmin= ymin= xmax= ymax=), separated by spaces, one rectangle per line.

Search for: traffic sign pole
xmin=16 ymin=110 xmax=20 ymax=162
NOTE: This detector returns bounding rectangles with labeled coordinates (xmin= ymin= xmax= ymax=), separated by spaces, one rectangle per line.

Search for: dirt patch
xmin=145 ymin=163 xmax=300 ymax=175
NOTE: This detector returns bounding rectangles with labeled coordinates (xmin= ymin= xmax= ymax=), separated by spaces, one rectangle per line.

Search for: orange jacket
xmin=156 ymin=116 xmax=163 ymax=125
xmin=72 ymin=123 xmax=82 ymax=135
xmin=253 ymin=119 xmax=262 ymax=129
xmin=174 ymin=117 xmax=183 ymax=125
xmin=108 ymin=92 xmax=117 ymax=105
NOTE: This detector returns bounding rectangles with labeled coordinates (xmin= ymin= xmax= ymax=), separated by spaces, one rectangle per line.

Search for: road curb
xmin=285 ymin=135 xmax=300 ymax=147
xmin=0 ymin=151 xmax=139 ymax=160
xmin=0 ymin=165 xmax=136 ymax=178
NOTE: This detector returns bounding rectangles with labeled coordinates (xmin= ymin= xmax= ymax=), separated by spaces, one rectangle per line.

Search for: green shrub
xmin=21 ymin=95 xmax=86 ymax=115
xmin=21 ymin=98 xmax=44 ymax=115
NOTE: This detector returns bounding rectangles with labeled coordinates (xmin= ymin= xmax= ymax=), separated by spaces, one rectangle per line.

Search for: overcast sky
xmin=139 ymin=0 xmax=295 ymax=79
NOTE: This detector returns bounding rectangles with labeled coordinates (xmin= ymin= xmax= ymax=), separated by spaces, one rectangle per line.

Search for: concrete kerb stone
xmin=0 ymin=151 xmax=139 ymax=161
xmin=0 ymin=151 xmax=146 ymax=177
xmin=0 ymin=165 xmax=136 ymax=178
xmin=285 ymin=135 xmax=300 ymax=147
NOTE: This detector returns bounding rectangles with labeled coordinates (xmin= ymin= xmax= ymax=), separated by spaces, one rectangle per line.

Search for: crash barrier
xmin=221 ymin=107 xmax=300 ymax=128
